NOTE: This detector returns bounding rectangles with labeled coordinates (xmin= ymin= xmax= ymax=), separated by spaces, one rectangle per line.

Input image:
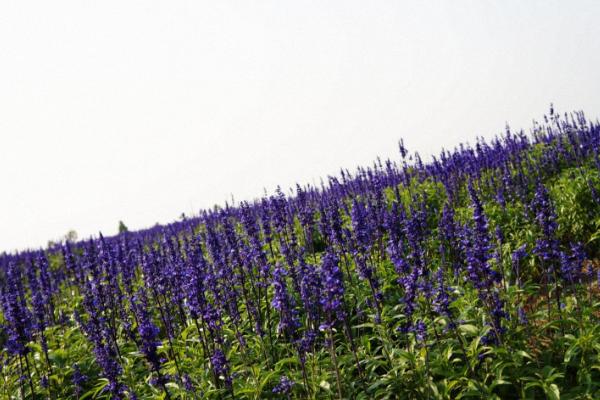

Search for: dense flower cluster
xmin=0 ymin=110 xmax=599 ymax=398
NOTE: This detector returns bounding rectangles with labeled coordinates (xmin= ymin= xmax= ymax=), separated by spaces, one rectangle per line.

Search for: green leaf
xmin=545 ymin=383 xmax=560 ymax=400
xmin=275 ymin=356 xmax=301 ymax=368
xmin=367 ymin=379 xmax=388 ymax=393
xmin=564 ymin=345 xmax=579 ymax=363
xmin=81 ymin=380 xmax=109 ymax=400
xmin=354 ymin=322 xmax=376 ymax=329
xmin=515 ymin=350 xmax=533 ymax=361
xmin=259 ymin=371 xmax=278 ymax=393
xmin=459 ymin=324 xmax=479 ymax=336
xmin=491 ymin=379 xmax=511 ymax=389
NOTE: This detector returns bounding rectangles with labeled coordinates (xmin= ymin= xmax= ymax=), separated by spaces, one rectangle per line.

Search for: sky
xmin=1 ymin=1 xmax=599 ymax=252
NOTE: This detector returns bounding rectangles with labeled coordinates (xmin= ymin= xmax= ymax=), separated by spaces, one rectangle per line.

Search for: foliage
xmin=1 ymin=109 xmax=600 ymax=399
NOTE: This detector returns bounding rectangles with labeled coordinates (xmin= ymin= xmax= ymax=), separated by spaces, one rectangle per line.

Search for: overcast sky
xmin=1 ymin=1 xmax=599 ymax=252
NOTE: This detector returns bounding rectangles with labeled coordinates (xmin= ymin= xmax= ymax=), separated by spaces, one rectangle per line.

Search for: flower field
xmin=1 ymin=109 xmax=600 ymax=399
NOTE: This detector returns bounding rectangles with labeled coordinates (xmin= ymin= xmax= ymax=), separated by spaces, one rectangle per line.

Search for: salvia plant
xmin=1 ymin=108 xmax=600 ymax=399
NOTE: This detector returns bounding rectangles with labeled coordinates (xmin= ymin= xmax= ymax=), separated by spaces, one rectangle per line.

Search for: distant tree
xmin=118 ymin=220 xmax=129 ymax=233
xmin=47 ymin=229 xmax=78 ymax=248
xmin=64 ymin=230 xmax=78 ymax=243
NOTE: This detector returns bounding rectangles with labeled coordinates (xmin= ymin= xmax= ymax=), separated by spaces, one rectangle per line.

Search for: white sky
xmin=1 ymin=1 xmax=599 ymax=252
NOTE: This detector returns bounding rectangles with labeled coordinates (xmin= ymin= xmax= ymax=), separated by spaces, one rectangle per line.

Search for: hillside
xmin=1 ymin=110 xmax=600 ymax=399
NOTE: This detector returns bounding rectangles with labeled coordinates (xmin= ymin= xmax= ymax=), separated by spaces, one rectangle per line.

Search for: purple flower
xmin=71 ymin=364 xmax=87 ymax=397
xmin=517 ymin=308 xmax=528 ymax=325
xmin=413 ymin=320 xmax=427 ymax=342
xmin=131 ymin=289 xmax=164 ymax=378
xmin=298 ymin=258 xmax=322 ymax=337
xmin=511 ymin=245 xmax=527 ymax=287
xmin=532 ymin=182 xmax=559 ymax=267
xmin=273 ymin=375 xmax=295 ymax=395
xmin=271 ymin=263 xmax=301 ymax=340
xmin=463 ymin=183 xmax=506 ymax=342
xmin=182 ymin=374 xmax=194 ymax=392
xmin=319 ymin=251 xmax=346 ymax=330
xmin=211 ymin=349 xmax=232 ymax=389
xmin=0 ymin=262 xmax=33 ymax=356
